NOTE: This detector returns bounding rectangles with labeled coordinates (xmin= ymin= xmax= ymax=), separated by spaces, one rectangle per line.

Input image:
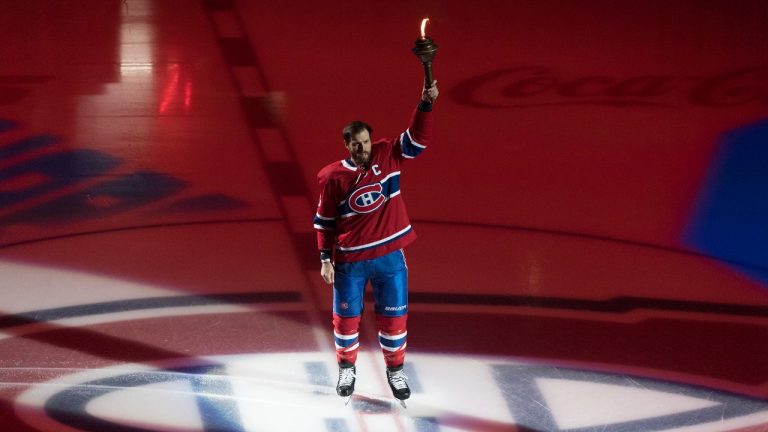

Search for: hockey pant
xmin=332 ymin=249 xmax=408 ymax=367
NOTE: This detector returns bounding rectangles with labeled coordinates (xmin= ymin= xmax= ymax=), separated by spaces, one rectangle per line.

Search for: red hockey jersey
xmin=314 ymin=107 xmax=433 ymax=263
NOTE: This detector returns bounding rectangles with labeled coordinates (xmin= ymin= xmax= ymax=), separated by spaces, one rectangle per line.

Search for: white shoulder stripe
xmin=315 ymin=213 xmax=334 ymax=220
xmin=341 ymin=159 xmax=357 ymax=171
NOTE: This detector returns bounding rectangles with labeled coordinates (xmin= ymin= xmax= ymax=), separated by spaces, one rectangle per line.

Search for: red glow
xmin=184 ymin=80 xmax=192 ymax=111
xmin=159 ymin=63 xmax=194 ymax=114
xmin=159 ymin=64 xmax=180 ymax=114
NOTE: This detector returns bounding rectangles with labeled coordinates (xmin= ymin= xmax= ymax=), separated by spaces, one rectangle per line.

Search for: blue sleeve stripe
xmin=313 ymin=215 xmax=336 ymax=229
xmin=400 ymin=130 xmax=426 ymax=158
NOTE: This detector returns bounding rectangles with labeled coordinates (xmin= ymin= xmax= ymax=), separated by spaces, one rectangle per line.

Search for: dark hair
xmin=342 ymin=121 xmax=373 ymax=143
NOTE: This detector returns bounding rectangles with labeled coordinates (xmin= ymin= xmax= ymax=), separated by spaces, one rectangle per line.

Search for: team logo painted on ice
xmin=349 ymin=183 xmax=386 ymax=214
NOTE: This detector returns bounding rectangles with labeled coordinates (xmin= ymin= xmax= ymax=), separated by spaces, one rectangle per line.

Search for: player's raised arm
xmin=398 ymin=81 xmax=437 ymax=160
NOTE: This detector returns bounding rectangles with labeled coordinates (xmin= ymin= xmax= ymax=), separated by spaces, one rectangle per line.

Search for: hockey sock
xmin=376 ymin=314 xmax=408 ymax=367
xmin=333 ymin=314 xmax=361 ymax=365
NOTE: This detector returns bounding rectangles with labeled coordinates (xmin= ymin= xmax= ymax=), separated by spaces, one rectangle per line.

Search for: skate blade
xmin=343 ymin=396 xmax=352 ymax=406
xmin=397 ymin=399 xmax=408 ymax=408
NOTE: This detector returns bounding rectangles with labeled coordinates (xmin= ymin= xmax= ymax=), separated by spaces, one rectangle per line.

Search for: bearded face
xmin=345 ymin=130 xmax=372 ymax=166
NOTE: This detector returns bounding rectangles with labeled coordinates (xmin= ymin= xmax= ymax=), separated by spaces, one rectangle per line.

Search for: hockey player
xmin=314 ymin=80 xmax=438 ymax=406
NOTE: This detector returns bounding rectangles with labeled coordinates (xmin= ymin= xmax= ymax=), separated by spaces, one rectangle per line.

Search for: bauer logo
xmin=349 ymin=183 xmax=386 ymax=214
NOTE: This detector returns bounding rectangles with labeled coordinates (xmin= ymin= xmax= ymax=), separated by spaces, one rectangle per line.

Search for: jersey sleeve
xmin=314 ymin=172 xmax=338 ymax=252
xmin=395 ymin=106 xmax=433 ymax=160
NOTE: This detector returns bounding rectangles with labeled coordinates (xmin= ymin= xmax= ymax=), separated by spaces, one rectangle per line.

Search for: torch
xmin=412 ymin=18 xmax=439 ymax=88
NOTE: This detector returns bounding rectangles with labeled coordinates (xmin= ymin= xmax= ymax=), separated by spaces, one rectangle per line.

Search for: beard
xmin=351 ymin=151 xmax=370 ymax=166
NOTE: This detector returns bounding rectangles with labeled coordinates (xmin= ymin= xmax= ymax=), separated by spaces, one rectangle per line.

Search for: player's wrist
xmin=320 ymin=250 xmax=332 ymax=263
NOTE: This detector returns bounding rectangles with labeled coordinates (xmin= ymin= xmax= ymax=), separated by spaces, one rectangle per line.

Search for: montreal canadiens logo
xmin=349 ymin=183 xmax=386 ymax=214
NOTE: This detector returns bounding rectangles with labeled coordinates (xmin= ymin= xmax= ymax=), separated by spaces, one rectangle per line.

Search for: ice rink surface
xmin=0 ymin=1 xmax=766 ymax=430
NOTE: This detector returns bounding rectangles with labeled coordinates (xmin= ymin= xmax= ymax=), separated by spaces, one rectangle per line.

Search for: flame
xmin=420 ymin=18 xmax=429 ymax=39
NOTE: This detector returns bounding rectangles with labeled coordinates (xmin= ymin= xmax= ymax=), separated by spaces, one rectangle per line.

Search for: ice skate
xmin=336 ymin=362 xmax=356 ymax=405
xmin=386 ymin=365 xmax=410 ymax=408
